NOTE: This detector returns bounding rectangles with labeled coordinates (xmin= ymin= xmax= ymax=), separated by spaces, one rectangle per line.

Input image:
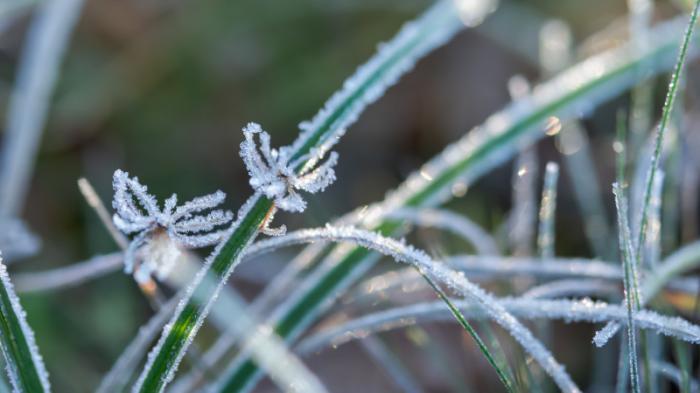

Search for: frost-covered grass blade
xmin=0 ymin=256 xmax=50 ymax=392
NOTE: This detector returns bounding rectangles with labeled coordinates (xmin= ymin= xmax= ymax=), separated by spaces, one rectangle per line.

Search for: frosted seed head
xmin=110 ymin=169 xmax=233 ymax=282
xmin=239 ymin=122 xmax=339 ymax=216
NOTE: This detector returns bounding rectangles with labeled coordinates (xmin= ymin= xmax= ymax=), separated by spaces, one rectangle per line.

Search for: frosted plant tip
xmin=111 ymin=169 xmax=233 ymax=284
xmin=240 ymin=122 xmax=339 ymax=234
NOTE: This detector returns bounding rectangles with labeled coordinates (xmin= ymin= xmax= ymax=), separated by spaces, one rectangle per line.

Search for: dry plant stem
xmin=78 ymin=177 xmax=162 ymax=303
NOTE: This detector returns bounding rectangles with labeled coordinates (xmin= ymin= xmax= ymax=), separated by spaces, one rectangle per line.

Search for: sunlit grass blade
xmin=133 ymin=2 xmax=473 ymax=391
xmin=418 ymin=269 xmax=516 ymax=393
xmin=0 ymin=256 xmax=50 ymax=392
xmin=217 ymin=13 xmax=700 ymax=391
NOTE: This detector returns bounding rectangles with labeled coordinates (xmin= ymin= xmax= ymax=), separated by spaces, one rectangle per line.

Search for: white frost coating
xmin=241 ymin=123 xmax=339 ymax=214
xmin=132 ymin=194 xmax=260 ymax=392
xmin=537 ymin=162 xmax=559 ymax=259
xmin=245 ymin=226 xmax=581 ymax=392
xmin=388 ymin=208 xmax=499 ymax=255
xmin=297 ymin=298 xmax=700 ymax=355
xmin=290 ymin=0 xmax=468 ymax=163
xmin=0 ymin=256 xmax=51 ymax=391
xmin=111 ymin=169 xmax=233 ymax=283
xmin=0 ymin=0 xmax=85 ymax=217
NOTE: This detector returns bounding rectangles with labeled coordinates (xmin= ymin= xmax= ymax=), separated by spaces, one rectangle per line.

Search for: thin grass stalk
xmin=418 ymin=269 xmax=516 ymax=392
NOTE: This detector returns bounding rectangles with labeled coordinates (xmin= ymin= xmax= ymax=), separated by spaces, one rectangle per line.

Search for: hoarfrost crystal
xmin=240 ymin=122 xmax=339 ymax=214
xmin=111 ymin=169 xmax=233 ymax=283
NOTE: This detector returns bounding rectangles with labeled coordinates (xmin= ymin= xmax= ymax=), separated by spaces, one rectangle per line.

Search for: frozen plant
xmin=240 ymin=122 xmax=339 ymax=234
xmin=111 ymin=169 xmax=233 ymax=284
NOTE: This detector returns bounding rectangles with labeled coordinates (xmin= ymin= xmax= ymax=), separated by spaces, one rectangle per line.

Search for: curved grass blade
xmin=134 ymin=2 xmax=470 ymax=391
xmin=215 ymin=13 xmax=700 ymax=392
xmin=0 ymin=256 xmax=50 ymax=392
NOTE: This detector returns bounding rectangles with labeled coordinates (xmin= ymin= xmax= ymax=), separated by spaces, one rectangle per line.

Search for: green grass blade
xmin=635 ymin=0 xmax=700 ymax=256
xmin=418 ymin=268 xmax=516 ymax=393
xmin=133 ymin=2 xmax=469 ymax=391
xmin=0 ymin=257 xmax=50 ymax=392
xmin=216 ymin=14 xmax=700 ymax=392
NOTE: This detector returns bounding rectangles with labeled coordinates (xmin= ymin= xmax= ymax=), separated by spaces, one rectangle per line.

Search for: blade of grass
xmin=217 ymin=14 xmax=700 ymax=391
xmin=133 ymin=2 xmax=472 ymax=391
xmin=418 ymin=269 xmax=516 ymax=393
xmin=0 ymin=256 xmax=50 ymax=392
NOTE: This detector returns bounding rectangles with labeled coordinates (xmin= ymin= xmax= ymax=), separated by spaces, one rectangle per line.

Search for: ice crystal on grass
xmin=111 ymin=169 xmax=233 ymax=283
xmin=241 ymin=122 xmax=339 ymax=214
